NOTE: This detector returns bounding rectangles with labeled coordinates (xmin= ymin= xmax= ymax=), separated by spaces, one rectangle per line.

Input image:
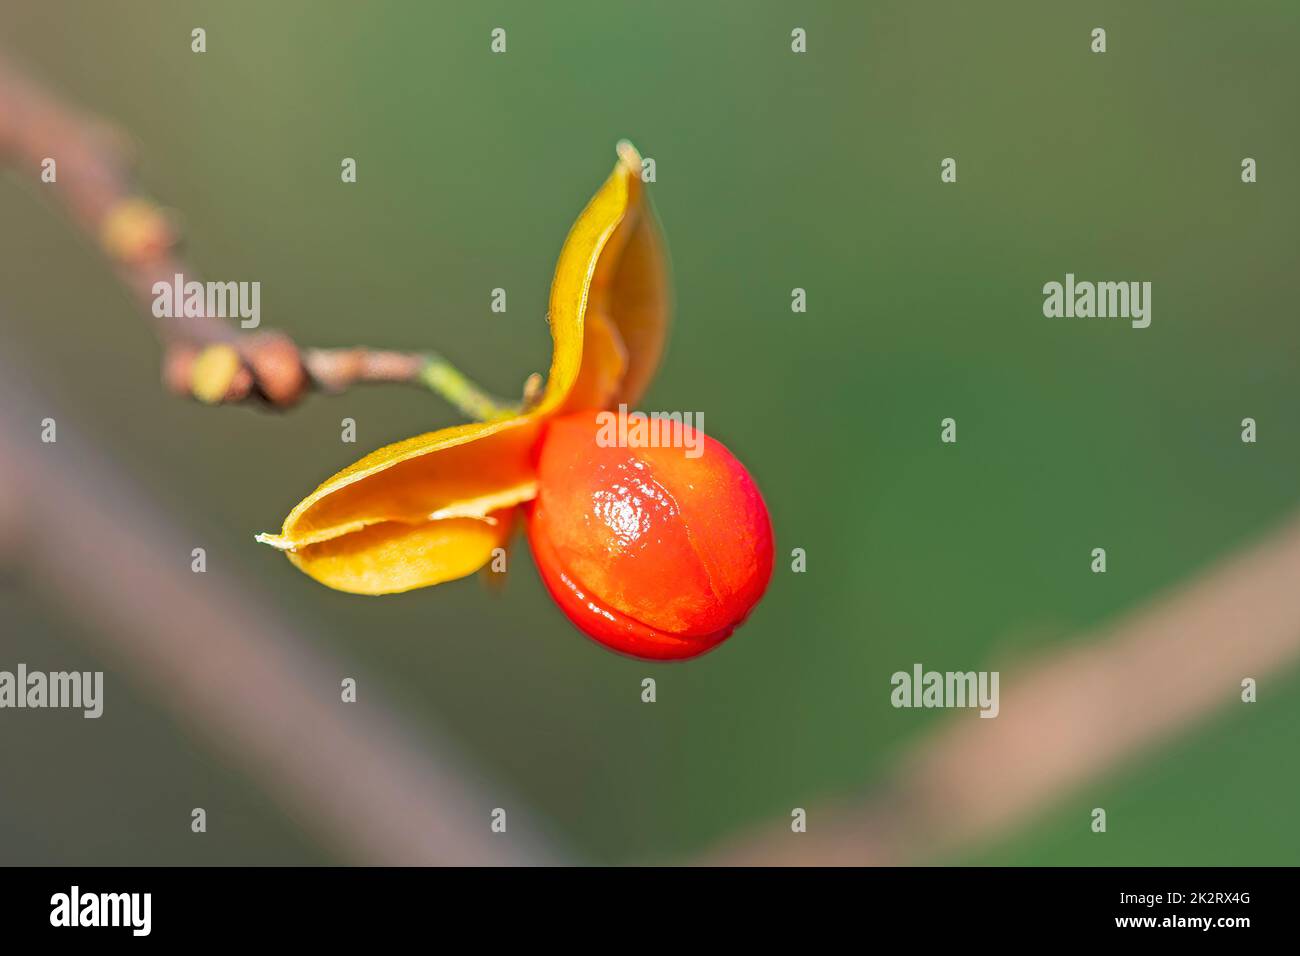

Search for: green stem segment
xmin=418 ymin=353 xmax=520 ymax=422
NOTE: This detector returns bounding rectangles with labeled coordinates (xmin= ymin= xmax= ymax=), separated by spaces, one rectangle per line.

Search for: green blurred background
xmin=2 ymin=0 xmax=1298 ymax=865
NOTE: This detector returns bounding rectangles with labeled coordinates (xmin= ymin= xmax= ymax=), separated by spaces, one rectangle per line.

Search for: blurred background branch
xmin=0 ymin=351 xmax=567 ymax=865
xmin=709 ymin=515 xmax=1300 ymax=864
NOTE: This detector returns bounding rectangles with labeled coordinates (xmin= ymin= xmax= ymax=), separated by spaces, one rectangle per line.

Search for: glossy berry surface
xmin=527 ymin=411 xmax=773 ymax=660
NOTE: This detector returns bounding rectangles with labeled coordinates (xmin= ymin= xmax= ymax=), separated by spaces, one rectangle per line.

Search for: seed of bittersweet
xmin=526 ymin=411 xmax=773 ymax=660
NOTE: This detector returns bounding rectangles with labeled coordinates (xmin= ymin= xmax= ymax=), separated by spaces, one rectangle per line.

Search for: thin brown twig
xmin=0 ymin=54 xmax=515 ymax=414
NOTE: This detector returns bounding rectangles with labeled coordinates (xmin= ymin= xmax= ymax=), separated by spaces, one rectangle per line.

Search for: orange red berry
xmin=527 ymin=411 xmax=773 ymax=660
